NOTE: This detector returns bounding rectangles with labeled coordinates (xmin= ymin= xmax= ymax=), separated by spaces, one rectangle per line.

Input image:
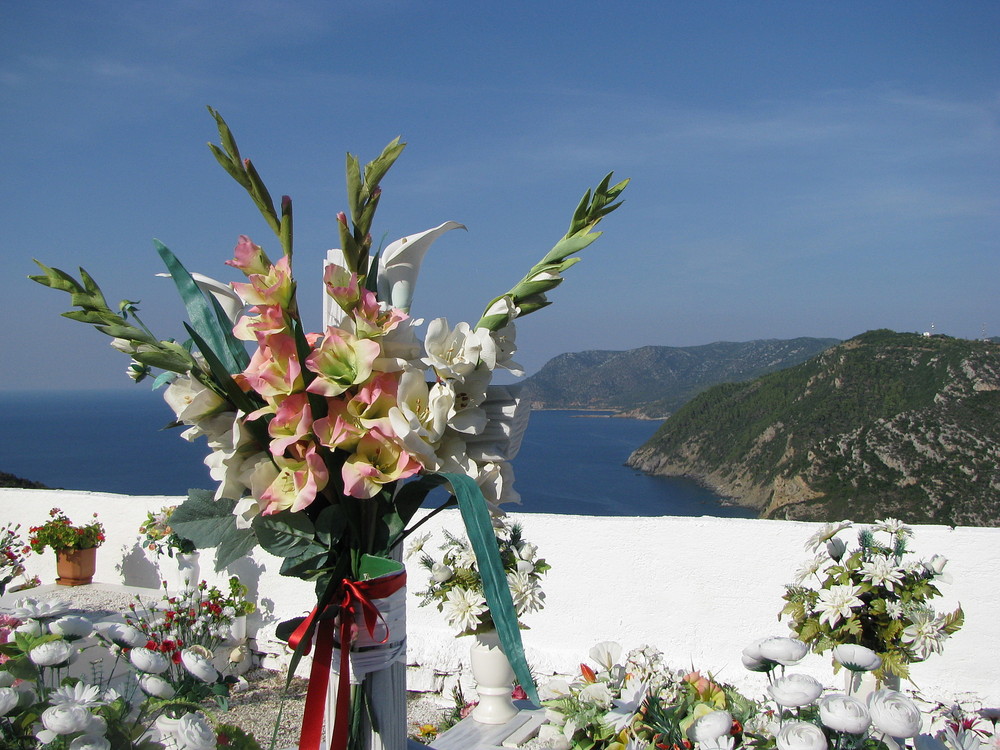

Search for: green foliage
xmin=27 ymin=508 xmax=105 ymax=553
xmin=169 ymin=491 xmax=258 ymax=571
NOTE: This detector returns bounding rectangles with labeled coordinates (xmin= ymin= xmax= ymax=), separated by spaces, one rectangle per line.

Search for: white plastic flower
xmin=860 ymin=558 xmax=905 ymax=591
xmin=441 ymin=587 xmax=486 ymax=632
xmin=0 ymin=687 xmax=19 ymax=717
xmin=95 ymin=622 xmax=146 ymax=648
xmin=578 ymin=681 xmax=613 ymax=709
xmin=687 ymin=709 xmax=733 ymax=742
xmin=139 ymin=674 xmax=176 ymax=699
xmin=181 ymin=648 xmax=219 ymax=683
xmin=794 ymin=554 xmax=828 ymax=583
xmin=29 ymin=639 xmax=75 ymax=667
xmin=805 ymin=521 xmax=852 ymax=552
xmin=40 ymin=703 xmax=94 ymax=735
xmin=404 ymin=531 xmax=432 ymax=561
xmin=49 ymin=682 xmax=104 ymax=708
xmin=49 ymin=615 xmax=94 ymax=640
xmin=776 ymin=721 xmax=827 ymax=750
xmin=589 ymin=641 xmax=622 ymax=672
xmin=833 ymin=644 xmax=882 ymax=672
xmin=819 ymin=693 xmax=871 ymax=734
xmin=507 ymin=570 xmax=544 ymax=615
xmin=129 ymin=647 xmax=169 ymax=674
xmin=873 ymin=518 xmax=912 ymax=537
xmin=8 ymin=597 xmax=72 ymax=620
xmin=430 ymin=563 xmax=454 ymax=583
xmin=175 ymin=712 xmax=217 ymax=750
xmin=816 ymin=584 xmax=864 ymax=627
xmin=767 ymin=673 xmax=824 ymax=708
xmin=901 ymin=611 xmax=948 ymax=660
xmin=69 ymin=735 xmax=112 ymax=750
xmin=604 ymin=677 xmax=647 ymax=732
xmin=867 ymin=689 xmax=922 ymax=738
xmin=758 ymin=636 xmax=808 ymax=666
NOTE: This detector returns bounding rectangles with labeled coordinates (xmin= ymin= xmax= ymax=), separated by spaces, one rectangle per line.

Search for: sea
xmin=1 ymin=390 xmax=755 ymax=518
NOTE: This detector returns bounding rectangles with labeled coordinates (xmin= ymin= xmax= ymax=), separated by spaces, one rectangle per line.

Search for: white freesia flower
xmin=49 ymin=682 xmax=103 ymax=708
xmin=129 ymin=646 xmax=169 ymax=674
xmin=776 ymin=721 xmax=827 ymax=750
xmin=69 ymin=735 xmax=112 ymax=750
xmin=49 ymin=615 xmax=94 ymax=640
xmin=767 ymin=673 xmax=824 ymax=708
xmin=96 ymin=621 xmax=147 ymax=648
xmin=816 ymin=584 xmax=864 ymax=627
xmin=868 ymin=689 xmax=922 ymax=738
xmin=589 ymin=641 xmax=622 ymax=671
xmin=441 ymin=587 xmax=486 ymax=632
xmin=41 ymin=703 xmax=94 ymax=735
xmin=139 ymin=674 xmax=176 ymax=699
xmin=376 ymin=221 xmax=465 ymax=312
xmin=758 ymin=636 xmax=808 ymax=666
xmin=30 ymin=639 xmax=75 ymax=667
xmin=687 ymin=709 xmax=733 ymax=742
xmin=819 ymin=694 xmax=870 ymax=734
xmin=175 ymin=712 xmax=217 ymax=750
xmin=833 ymin=644 xmax=882 ymax=672
xmin=0 ymin=687 xmax=18 ymax=717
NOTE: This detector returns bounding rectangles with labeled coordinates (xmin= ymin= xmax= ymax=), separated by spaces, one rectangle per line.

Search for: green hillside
xmin=627 ymin=330 xmax=1000 ymax=526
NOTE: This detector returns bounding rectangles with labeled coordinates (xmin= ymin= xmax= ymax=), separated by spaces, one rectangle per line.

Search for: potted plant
xmin=28 ymin=508 xmax=106 ymax=586
xmin=0 ymin=524 xmax=40 ymax=595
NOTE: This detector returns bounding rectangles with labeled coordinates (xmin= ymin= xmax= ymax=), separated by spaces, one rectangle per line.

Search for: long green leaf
xmin=169 ymin=490 xmax=258 ymax=571
xmin=154 ymin=240 xmax=243 ymax=375
xmin=440 ymin=471 xmax=539 ymax=705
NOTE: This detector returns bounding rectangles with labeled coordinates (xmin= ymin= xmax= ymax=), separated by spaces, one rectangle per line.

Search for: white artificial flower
xmin=833 ymin=644 xmax=882 ymax=672
xmin=441 ymin=588 xmax=486 ymax=632
xmin=758 ymin=636 xmax=808 ymax=666
xmin=901 ymin=611 xmax=948 ymax=660
xmin=805 ymin=521 xmax=852 ymax=552
xmin=867 ymin=689 xmax=922 ymax=738
xmin=15 ymin=619 xmax=43 ymax=637
xmin=430 ymin=563 xmax=454 ymax=583
xmin=741 ymin=638 xmax=777 ymax=672
xmin=860 ymin=558 xmax=905 ymax=591
xmin=827 ymin=536 xmax=848 ymax=561
xmin=423 ymin=319 xmax=496 ymax=380
xmin=943 ymin=727 xmax=982 ymax=750
xmin=376 ymin=221 xmax=465 ymax=311
xmin=7 ymin=597 xmax=71 ymax=620
xmin=537 ymin=723 xmax=572 ymax=750
xmin=885 ymin=600 xmax=904 ymax=620
xmin=49 ymin=683 xmax=104 ymax=708
xmin=873 ymin=518 xmax=912 ymax=538
xmin=447 ymin=367 xmax=492 ymax=435
xmin=578 ymin=681 xmax=614 ymax=709
xmin=687 ymin=710 xmax=733 ymax=742
xmin=175 ymin=712 xmax=217 ymax=750
xmin=129 ymin=647 xmax=169 ymax=674
xmin=589 ymin=641 xmax=623 ymax=672
xmin=404 ymin=531 xmax=432 ymax=561
xmin=915 ymin=735 xmax=950 ymax=750
xmin=819 ymin=694 xmax=871 ymax=734
xmin=794 ymin=554 xmax=828 ymax=583
xmin=605 ymin=677 xmax=647 ymax=732
xmin=139 ymin=674 xmax=175 ymax=699
xmin=767 ymin=674 xmax=824 ymax=708
xmin=489 ymin=322 xmax=524 ymax=375
xmin=539 ymin=679 xmax=572 ymax=701
xmin=776 ymin=721 xmax=827 ymax=750
xmin=49 ymin=615 xmax=94 ymax=640
xmin=0 ymin=687 xmax=18 ymax=717
xmin=69 ymin=735 xmax=112 ymax=750
xmin=29 ymin=639 xmax=75 ymax=667
xmin=163 ymin=374 xmax=227 ymax=424
xmin=816 ymin=584 xmax=864 ymax=628
xmin=40 ymin=703 xmax=94 ymax=735
xmin=181 ymin=649 xmax=219 ymax=683
xmin=507 ymin=570 xmax=545 ymax=615
xmin=924 ymin=554 xmax=949 ymax=576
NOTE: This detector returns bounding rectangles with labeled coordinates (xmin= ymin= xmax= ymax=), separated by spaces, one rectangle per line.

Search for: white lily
xmin=387 ymin=370 xmax=453 ymax=466
xmin=377 ymin=221 xmax=465 ymax=311
xmin=423 ymin=319 xmax=495 ymax=380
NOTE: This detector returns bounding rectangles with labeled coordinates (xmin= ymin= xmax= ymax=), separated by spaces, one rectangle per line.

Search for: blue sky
xmin=2 ymin=1 xmax=997 ymax=392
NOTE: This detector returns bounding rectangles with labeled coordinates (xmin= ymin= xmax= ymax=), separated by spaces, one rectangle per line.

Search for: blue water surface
xmin=1 ymin=391 xmax=754 ymax=518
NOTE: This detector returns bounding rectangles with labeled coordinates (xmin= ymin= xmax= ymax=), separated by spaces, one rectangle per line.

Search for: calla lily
xmin=376 ymin=221 xmax=465 ymax=311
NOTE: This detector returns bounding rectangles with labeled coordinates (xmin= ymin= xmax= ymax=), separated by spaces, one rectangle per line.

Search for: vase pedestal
xmin=469 ymin=631 xmax=519 ymax=725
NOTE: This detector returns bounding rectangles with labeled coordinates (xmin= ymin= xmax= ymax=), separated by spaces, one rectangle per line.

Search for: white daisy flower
xmin=816 ymin=584 xmax=864 ymax=628
xmin=441 ymin=588 xmax=486 ymax=632
xmin=860 ymin=558 xmax=905 ymax=591
xmin=805 ymin=521 xmax=852 ymax=552
xmin=507 ymin=571 xmax=545 ymax=615
xmin=49 ymin=683 xmax=104 ymax=709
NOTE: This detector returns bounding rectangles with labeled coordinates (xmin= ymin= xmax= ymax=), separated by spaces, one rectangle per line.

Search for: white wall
xmin=2 ymin=488 xmax=996 ymax=706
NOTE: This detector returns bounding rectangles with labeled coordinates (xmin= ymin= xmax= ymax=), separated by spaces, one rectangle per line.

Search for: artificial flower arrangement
xmin=0 ymin=596 xmax=262 ymax=749
xmin=139 ymin=506 xmax=197 ymax=558
xmin=27 ymin=509 xmax=106 ymax=554
xmin=0 ymin=524 xmax=40 ymax=596
xmin=31 ymin=107 xmax=627 ymax=749
xmin=415 ymin=518 xmax=549 ymax=635
xmin=779 ymin=518 xmax=964 ymax=684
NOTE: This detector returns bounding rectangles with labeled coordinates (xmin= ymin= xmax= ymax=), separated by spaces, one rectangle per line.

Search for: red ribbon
xmin=289 ymin=570 xmax=407 ymax=750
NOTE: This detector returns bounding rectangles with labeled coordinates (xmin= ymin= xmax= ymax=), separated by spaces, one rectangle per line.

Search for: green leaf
xmin=168 ymin=490 xmax=258 ymax=570
xmin=252 ymin=510 xmax=317 ymax=558
xmin=440 ymin=471 xmax=540 ymax=706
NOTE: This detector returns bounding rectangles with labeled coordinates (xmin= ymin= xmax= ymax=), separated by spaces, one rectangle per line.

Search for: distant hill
xmin=0 ymin=471 xmax=48 ymax=489
xmin=520 ymin=338 xmax=839 ymax=417
xmin=627 ymin=330 xmax=1000 ymax=526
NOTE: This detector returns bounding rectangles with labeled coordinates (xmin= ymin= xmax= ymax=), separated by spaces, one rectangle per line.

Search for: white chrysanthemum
xmin=441 ymin=587 xmax=486 ymax=632
xmin=794 ymin=554 xmax=828 ymax=583
xmin=507 ymin=570 xmax=545 ymax=615
xmin=49 ymin=683 xmax=104 ymax=708
xmin=816 ymin=585 xmax=864 ymax=628
xmin=404 ymin=532 xmax=431 ymax=561
xmin=902 ymin=611 xmax=948 ymax=660
xmin=860 ymin=558 xmax=905 ymax=591
xmin=885 ymin=600 xmax=904 ymax=620
xmin=805 ymin=521 xmax=852 ymax=552
xmin=874 ymin=518 xmax=912 ymax=538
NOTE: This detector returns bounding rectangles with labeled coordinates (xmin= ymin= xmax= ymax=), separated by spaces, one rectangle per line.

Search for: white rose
xmin=833 ymin=644 xmax=882 ymax=672
xmin=776 ymin=721 xmax=827 ymax=750
xmin=29 ymin=639 xmax=75 ymax=667
xmin=741 ymin=638 xmax=777 ymax=672
xmin=50 ymin=615 xmax=95 ymax=640
xmin=0 ymin=687 xmax=18 ymax=717
xmin=175 ymin=712 xmax=217 ymax=750
xmin=41 ymin=703 xmax=94 ymax=735
xmin=70 ymin=736 xmax=112 ymax=750
xmin=758 ymin=636 xmax=809 ymax=666
xmin=537 ymin=723 xmax=572 ymax=750
xmin=129 ymin=647 xmax=169 ymax=674
xmin=578 ymin=681 xmax=614 ymax=708
xmin=430 ymin=563 xmax=454 ymax=583
xmin=15 ymin=619 xmax=43 ymax=637
xmin=687 ymin=710 xmax=733 ymax=742
xmin=96 ymin=622 xmax=147 ymax=648
xmin=181 ymin=649 xmax=219 ymax=683
xmin=867 ymin=689 xmax=922 ymax=738
xmin=139 ymin=674 xmax=176 ymax=699
xmin=819 ymin=694 xmax=871 ymax=734
xmin=768 ymin=674 xmax=824 ymax=708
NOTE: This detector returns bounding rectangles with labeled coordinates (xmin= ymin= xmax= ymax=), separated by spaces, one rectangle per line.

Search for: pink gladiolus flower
xmin=226 ymin=235 xmax=272 ymax=276
xmin=342 ymin=429 xmax=421 ymax=499
xmin=259 ymin=443 xmax=329 ymax=513
xmin=231 ymin=255 xmax=295 ymax=308
xmin=313 ymin=398 xmax=364 ymax=452
xmin=304 ymin=327 xmax=381 ymax=398
xmin=323 ymin=264 xmax=363 ymax=316
xmin=233 ymin=304 xmax=288 ymax=342
xmin=268 ymin=392 xmax=313 ymax=456
xmin=242 ymin=332 xmax=303 ymax=399
xmin=344 ymin=372 xmax=400 ymax=435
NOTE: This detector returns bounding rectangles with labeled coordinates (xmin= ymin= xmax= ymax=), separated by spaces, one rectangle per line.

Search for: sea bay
xmin=1 ymin=390 xmax=754 ymax=518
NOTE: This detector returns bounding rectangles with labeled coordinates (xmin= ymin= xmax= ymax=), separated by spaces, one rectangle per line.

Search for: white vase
xmin=153 ymin=714 xmax=182 ymax=749
xmin=470 ymin=630 xmax=519 ymax=725
xmin=165 ymin=551 xmax=200 ymax=592
xmin=844 ymin=669 xmax=901 ymax=700
xmin=227 ymin=614 xmax=247 ymax=643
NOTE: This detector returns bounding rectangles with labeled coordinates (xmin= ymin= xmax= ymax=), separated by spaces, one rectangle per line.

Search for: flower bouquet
xmin=27 ymin=509 xmax=106 ymax=554
xmin=139 ymin=507 xmax=197 ymax=559
xmin=0 ymin=524 xmax=40 ymax=596
xmin=415 ymin=518 xmax=548 ymax=635
xmin=779 ymin=519 xmax=964 ymax=684
xmin=31 ymin=107 xmax=627 ymax=749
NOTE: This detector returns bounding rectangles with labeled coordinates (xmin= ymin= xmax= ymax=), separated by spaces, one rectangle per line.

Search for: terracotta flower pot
xmin=56 ymin=546 xmax=97 ymax=586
